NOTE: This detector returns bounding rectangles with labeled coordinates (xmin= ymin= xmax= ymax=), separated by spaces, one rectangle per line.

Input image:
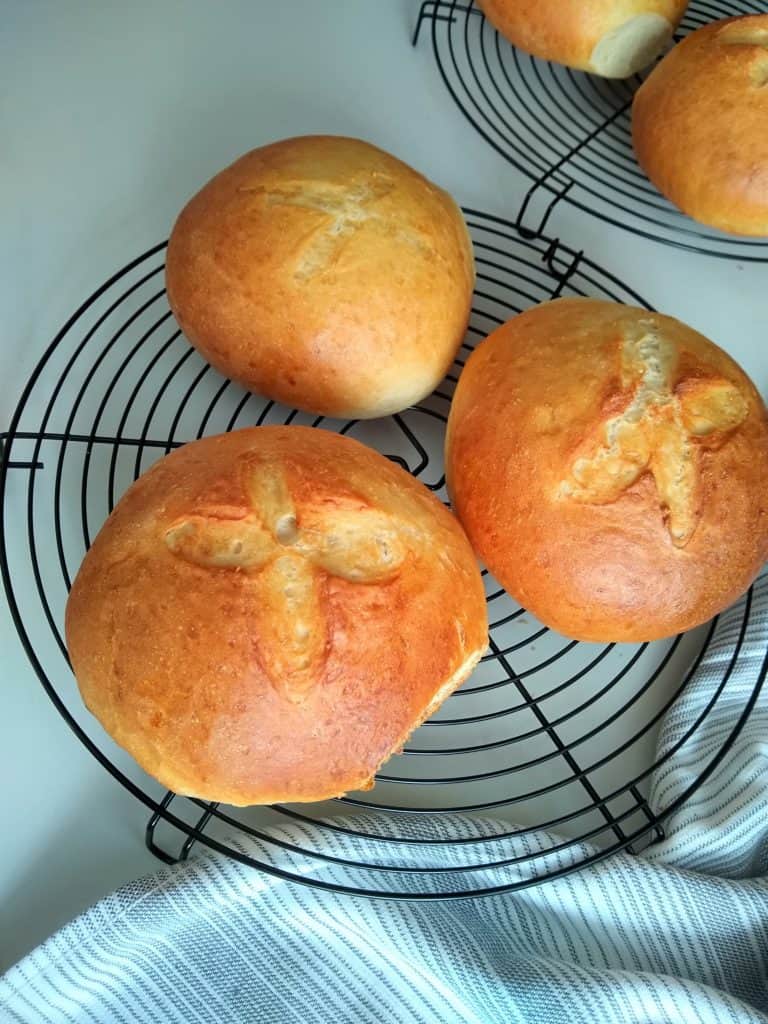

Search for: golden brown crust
xmin=165 ymin=136 xmax=475 ymax=419
xmin=446 ymin=298 xmax=768 ymax=642
xmin=633 ymin=16 xmax=768 ymax=236
xmin=65 ymin=427 xmax=487 ymax=805
xmin=477 ymin=0 xmax=688 ymax=77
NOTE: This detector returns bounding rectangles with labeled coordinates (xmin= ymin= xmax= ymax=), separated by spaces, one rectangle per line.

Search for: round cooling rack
xmin=413 ymin=0 xmax=768 ymax=261
xmin=2 ymin=210 xmax=766 ymax=899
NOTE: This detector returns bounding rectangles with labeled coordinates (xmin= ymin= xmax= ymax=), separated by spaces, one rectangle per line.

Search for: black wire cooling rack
xmin=413 ymin=0 xmax=768 ymax=261
xmin=2 ymin=209 xmax=766 ymax=899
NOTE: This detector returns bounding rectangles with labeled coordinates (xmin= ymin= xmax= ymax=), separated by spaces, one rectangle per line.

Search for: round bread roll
xmin=477 ymin=0 xmax=688 ymax=78
xmin=446 ymin=298 xmax=768 ymax=642
xmin=633 ymin=15 xmax=768 ymax=236
xmin=165 ymin=136 xmax=475 ymax=419
xmin=65 ymin=427 xmax=487 ymax=805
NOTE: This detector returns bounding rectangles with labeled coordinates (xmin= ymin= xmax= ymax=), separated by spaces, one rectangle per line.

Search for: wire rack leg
xmin=146 ymin=792 xmax=219 ymax=863
xmin=629 ymin=785 xmax=666 ymax=847
xmin=515 ymin=100 xmax=632 ymax=238
xmin=0 ymin=434 xmax=44 ymax=471
xmin=412 ymin=0 xmax=481 ymax=47
xmin=542 ymin=240 xmax=584 ymax=299
xmin=516 ymin=180 xmax=574 ymax=241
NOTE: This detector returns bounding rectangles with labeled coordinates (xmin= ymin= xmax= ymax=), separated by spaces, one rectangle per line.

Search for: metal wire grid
xmin=413 ymin=0 xmax=768 ymax=260
xmin=2 ymin=210 xmax=766 ymax=898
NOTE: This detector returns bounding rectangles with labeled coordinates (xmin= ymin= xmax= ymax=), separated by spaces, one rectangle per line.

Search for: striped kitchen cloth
xmin=2 ymin=575 xmax=767 ymax=1024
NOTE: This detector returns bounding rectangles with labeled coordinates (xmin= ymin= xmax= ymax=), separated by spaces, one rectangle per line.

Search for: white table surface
xmin=2 ymin=0 xmax=767 ymax=972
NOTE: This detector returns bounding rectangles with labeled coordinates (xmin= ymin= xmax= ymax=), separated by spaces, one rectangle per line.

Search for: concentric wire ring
xmin=2 ymin=210 xmax=765 ymax=898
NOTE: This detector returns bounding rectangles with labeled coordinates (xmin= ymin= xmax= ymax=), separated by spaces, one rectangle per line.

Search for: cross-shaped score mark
xmin=165 ymin=460 xmax=411 ymax=703
xmin=241 ymin=174 xmax=444 ymax=280
xmin=241 ymin=176 xmax=396 ymax=280
xmin=560 ymin=325 xmax=749 ymax=547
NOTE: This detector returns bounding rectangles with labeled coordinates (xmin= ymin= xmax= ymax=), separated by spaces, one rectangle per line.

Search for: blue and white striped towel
xmin=2 ymin=576 xmax=768 ymax=1024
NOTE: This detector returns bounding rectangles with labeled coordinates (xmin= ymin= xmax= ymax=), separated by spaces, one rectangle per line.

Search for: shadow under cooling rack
xmin=413 ymin=0 xmax=768 ymax=261
xmin=2 ymin=211 xmax=766 ymax=898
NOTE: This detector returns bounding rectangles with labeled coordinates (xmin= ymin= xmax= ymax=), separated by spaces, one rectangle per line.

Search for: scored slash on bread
xmin=559 ymin=320 xmax=749 ymax=548
xmin=234 ymin=176 xmax=447 ymax=281
xmin=236 ymin=176 xmax=397 ymax=281
xmin=165 ymin=457 xmax=415 ymax=704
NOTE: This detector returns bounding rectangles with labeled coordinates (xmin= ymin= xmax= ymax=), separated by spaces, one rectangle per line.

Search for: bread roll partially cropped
xmin=65 ymin=427 xmax=487 ymax=805
xmin=446 ymin=298 xmax=768 ymax=642
xmin=166 ymin=136 xmax=475 ymax=419
xmin=477 ymin=0 xmax=689 ymax=78
xmin=633 ymin=15 xmax=768 ymax=236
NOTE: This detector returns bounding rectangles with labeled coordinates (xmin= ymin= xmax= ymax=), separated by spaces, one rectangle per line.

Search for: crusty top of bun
xmin=478 ymin=0 xmax=688 ymax=78
xmin=446 ymin=298 xmax=768 ymax=642
xmin=65 ymin=427 xmax=487 ymax=805
xmin=633 ymin=15 xmax=768 ymax=236
xmin=166 ymin=135 xmax=475 ymax=419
